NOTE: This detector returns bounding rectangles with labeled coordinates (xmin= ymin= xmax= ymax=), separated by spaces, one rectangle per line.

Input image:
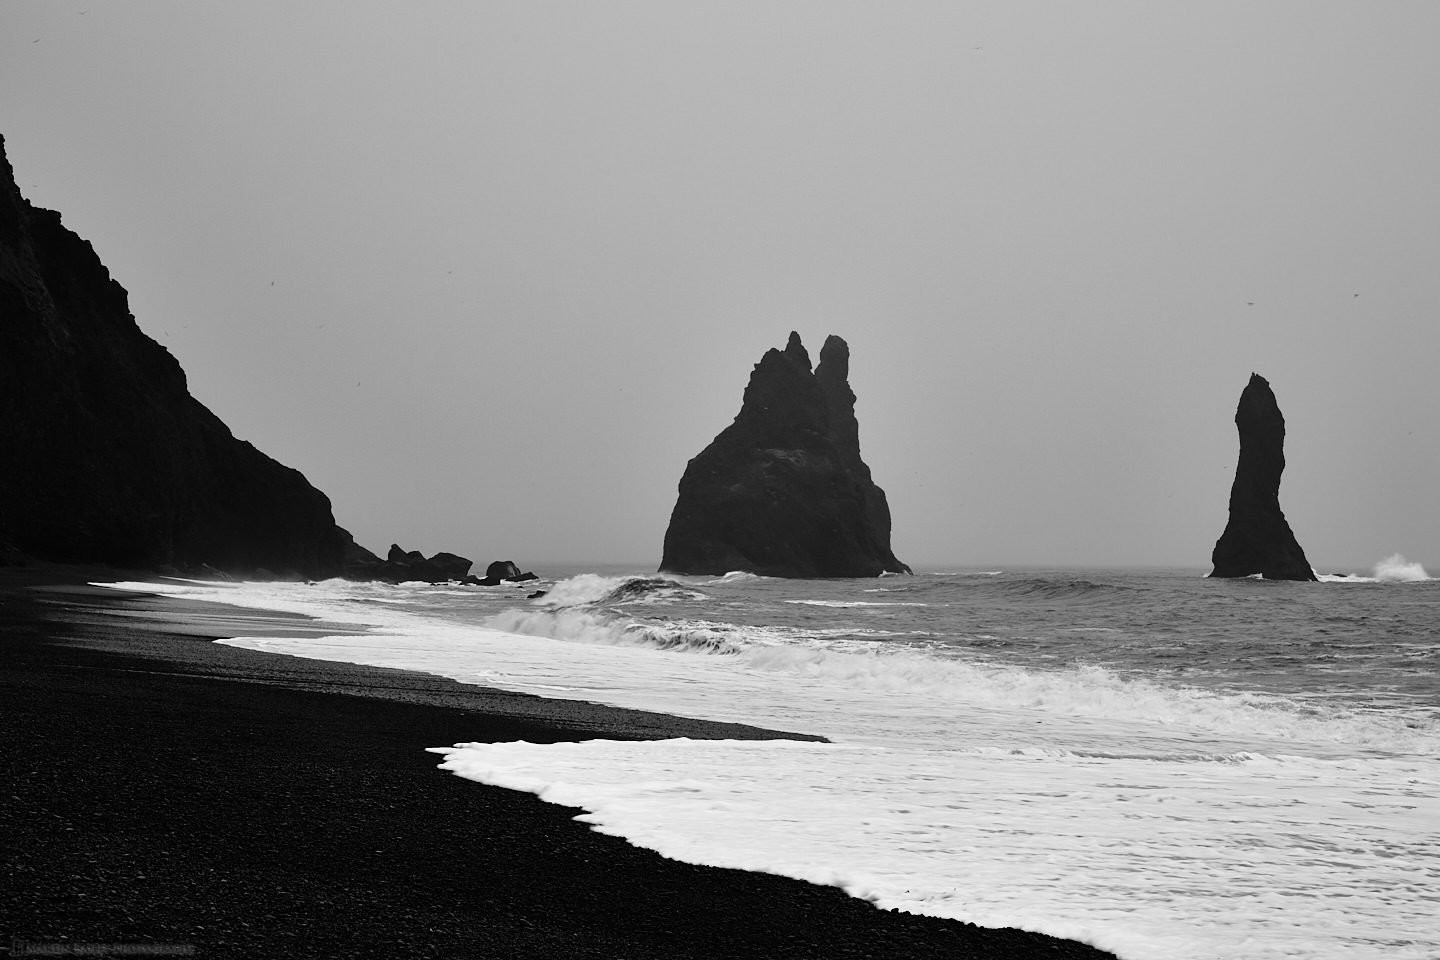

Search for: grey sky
xmin=5 ymin=2 xmax=1437 ymax=570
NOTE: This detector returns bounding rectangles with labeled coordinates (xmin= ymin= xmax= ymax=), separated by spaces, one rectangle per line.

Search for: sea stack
xmin=660 ymin=332 xmax=910 ymax=578
xmin=1209 ymin=373 xmax=1317 ymax=581
xmin=0 ymin=134 xmax=354 ymax=577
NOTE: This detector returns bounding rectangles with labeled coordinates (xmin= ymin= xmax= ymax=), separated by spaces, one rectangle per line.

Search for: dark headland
xmin=660 ymin=332 xmax=911 ymax=578
xmin=0 ymin=136 xmax=357 ymax=577
xmin=1209 ymin=373 xmax=1317 ymax=580
xmin=0 ymin=132 xmax=510 ymax=585
xmin=1 ymin=139 xmax=1113 ymax=956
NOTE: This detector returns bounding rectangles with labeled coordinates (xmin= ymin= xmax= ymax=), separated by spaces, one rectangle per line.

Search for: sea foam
xmin=432 ymin=734 xmax=1440 ymax=960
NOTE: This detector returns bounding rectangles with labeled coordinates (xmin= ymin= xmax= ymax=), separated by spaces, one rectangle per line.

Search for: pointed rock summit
xmin=660 ymin=332 xmax=910 ymax=578
xmin=1209 ymin=373 xmax=1317 ymax=581
xmin=0 ymin=133 xmax=354 ymax=576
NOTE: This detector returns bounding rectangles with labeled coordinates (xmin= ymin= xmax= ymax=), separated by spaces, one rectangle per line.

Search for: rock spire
xmin=1209 ymin=373 xmax=1317 ymax=581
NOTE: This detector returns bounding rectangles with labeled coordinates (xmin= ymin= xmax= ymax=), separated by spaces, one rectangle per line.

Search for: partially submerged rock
xmin=660 ymin=332 xmax=909 ymax=578
xmin=1209 ymin=374 xmax=1317 ymax=581
xmin=477 ymin=560 xmax=539 ymax=586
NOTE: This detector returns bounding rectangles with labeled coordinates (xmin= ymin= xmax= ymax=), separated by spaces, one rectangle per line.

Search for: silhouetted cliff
xmin=1210 ymin=373 xmax=1317 ymax=581
xmin=660 ymin=332 xmax=909 ymax=578
xmin=0 ymin=134 xmax=354 ymax=576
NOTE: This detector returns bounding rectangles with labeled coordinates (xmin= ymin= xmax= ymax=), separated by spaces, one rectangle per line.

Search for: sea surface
xmin=106 ymin=558 xmax=1439 ymax=960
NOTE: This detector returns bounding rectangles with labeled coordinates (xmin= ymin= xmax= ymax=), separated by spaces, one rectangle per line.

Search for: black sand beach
xmin=1 ymin=565 xmax=1115 ymax=959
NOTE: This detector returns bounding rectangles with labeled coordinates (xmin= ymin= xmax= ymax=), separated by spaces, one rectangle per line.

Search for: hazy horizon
xmin=5 ymin=3 xmax=1437 ymax=573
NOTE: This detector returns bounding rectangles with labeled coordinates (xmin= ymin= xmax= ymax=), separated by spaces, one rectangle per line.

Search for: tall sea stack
xmin=1209 ymin=373 xmax=1317 ymax=581
xmin=660 ymin=332 xmax=910 ymax=578
xmin=0 ymin=134 xmax=354 ymax=576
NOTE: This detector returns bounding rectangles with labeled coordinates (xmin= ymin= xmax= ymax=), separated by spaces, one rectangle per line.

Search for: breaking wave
xmin=1322 ymin=555 xmax=1436 ymax=584
xmin=709 ymin=570 xmax=767 ymax=584
xmin=486 ymin=607 xmax=751 ymax=654
xmin=534 ymin=573 xmax=708 ymax=607
xmin=1374 ymin=554 xmax=1431 ymax=583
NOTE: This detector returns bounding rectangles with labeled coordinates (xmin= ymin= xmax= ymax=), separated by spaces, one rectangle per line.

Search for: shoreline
xmin=1 ymin=563 xmax=1116 ymax=958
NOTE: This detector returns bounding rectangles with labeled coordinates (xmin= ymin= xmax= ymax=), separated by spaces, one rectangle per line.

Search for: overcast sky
xmin=5 ymin=2 xmax=1437 ymax=571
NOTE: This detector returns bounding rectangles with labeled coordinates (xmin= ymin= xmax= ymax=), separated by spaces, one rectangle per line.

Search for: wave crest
xmin=487 ymin=607 xmax=745 ymax=654
xmin=535 ymin=573 xmax=708 ymax=607
xmin=1373 ymin=554 xmax=1431 ymax=582
xmin=709 ymin=570 xmax=765 ymax=584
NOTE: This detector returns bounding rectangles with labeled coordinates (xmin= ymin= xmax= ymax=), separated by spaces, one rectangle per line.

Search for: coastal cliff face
xmin=660 ymin=332 xmax=910 ymax=578
xmin=0 ymin=134 xmax=354 ymax=577
xmin=1210 ymin=373 xmax=1317 ymax=581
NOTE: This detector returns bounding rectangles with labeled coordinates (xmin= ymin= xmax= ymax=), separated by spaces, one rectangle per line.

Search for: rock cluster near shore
xmin=1210 ymin=373 xmax=1317 ymax=581
xmin=343 ymin=545 xmax=538 ymax=585
xmin=343 ymin=543 xmax=475 ymax=583
xmin=661 ymin=332 xmax=910 ymax=578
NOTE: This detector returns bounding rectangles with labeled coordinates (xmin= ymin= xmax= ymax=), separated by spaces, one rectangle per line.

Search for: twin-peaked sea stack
xmin=660 ymin=332 xmax=911 ymax=578
xmin=1210 ymin=373 xmax=1317 ymax=581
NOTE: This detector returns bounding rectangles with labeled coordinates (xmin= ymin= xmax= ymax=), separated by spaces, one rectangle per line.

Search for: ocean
xmin=105 ymin=560 xmax=1439 ymax=960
